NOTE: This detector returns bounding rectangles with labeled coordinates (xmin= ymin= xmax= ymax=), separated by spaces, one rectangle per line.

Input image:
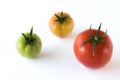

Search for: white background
xmin=0 ymin=0 xmax=120 ymax=80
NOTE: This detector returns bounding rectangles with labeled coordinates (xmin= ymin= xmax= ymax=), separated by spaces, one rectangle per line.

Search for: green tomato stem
xmin=54 ymin=11 xmax=68 ymax=24
xmin=81 ymin=23 xmax=108 ymax=56
xmin=29 ymin=27 xmax=33 ymax=41
xmin=22 ymin=27 xmax=34 ymax=43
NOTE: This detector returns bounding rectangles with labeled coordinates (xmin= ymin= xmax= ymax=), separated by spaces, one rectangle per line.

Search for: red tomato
xmin=73 ymin=23 xmax=113 ymax=69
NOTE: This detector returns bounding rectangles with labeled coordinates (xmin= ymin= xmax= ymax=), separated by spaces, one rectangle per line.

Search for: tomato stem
xmin=29 ymin=27 xmax=33 ymax=41
xmin=22 ymin=27 xmax=34 ymax=43
xmin=81 ymin=23 xmax=108 ymax=56
xmin=54 ymin=11 xmax=68 ymax=24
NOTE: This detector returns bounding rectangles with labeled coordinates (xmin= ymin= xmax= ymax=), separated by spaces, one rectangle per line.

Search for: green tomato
xmin=16 ymin=27 xmax=42 ymax=58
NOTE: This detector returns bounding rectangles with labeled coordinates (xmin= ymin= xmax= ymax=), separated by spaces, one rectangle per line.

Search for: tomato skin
xmin=74 ymin=29 xmax=113 ymax=69
xmin=49 ymin=12 xmax=74 ymax=37
xmin=16 ymin=29 xmax=42 ymax=58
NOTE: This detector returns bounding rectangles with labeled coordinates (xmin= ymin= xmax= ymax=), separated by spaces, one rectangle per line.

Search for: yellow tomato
xmin=49 ymin=11 xmax=74 ymax=37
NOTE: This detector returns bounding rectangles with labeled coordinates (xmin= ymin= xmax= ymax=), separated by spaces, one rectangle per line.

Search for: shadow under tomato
xmin=86 ymin=58 xmax=120 ymax=74
xmin=102 ymin=59 xmax=120 ymax=72
xmin=35 ymin=45 xmax=64 ymax=61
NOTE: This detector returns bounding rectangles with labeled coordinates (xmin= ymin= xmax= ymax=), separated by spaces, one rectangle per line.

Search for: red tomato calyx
xmin=22 ymin=27 xmax=35 ymax=43
xmin=81 ymin=23 xmax=108 ymax=56
xmin=54 ymin=11 xmax=68 ymax=24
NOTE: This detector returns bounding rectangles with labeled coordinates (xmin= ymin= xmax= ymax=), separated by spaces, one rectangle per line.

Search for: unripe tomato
xmin=16 ymin=27 xmax=42 ymax=58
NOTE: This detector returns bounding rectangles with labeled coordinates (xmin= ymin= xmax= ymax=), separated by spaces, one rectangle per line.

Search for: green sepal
xmin=22 ymin=27 xmax=34 ymax=43
xmin=81 ymin=23 xmax=108 ymax=56
xmin=54 ymin=11 xmax=68 ymax=24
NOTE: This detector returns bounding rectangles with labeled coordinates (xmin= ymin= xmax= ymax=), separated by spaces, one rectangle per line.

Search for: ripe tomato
xmin=49 ymin=11 xmax=74 ymax=37
xmin=73 ymin=23 xmax=113 ymax=69
xmin=16 ymin=27 xmax=42 ymax=58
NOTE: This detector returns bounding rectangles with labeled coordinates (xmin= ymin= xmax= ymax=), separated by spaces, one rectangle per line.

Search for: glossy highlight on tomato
xmin=73 ymin=23 xmax=113 ymax=69
xmin=49 ymin=11 xmax=74 ymax=37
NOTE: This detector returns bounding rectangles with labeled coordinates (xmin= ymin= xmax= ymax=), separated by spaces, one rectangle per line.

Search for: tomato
xmin=49 ymin=11 xmax=74 ymax=37
xmin=16 ymin=27 xmax=42 ymax=58
xmin=73 ymin=23 xmax=113 ymax=69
